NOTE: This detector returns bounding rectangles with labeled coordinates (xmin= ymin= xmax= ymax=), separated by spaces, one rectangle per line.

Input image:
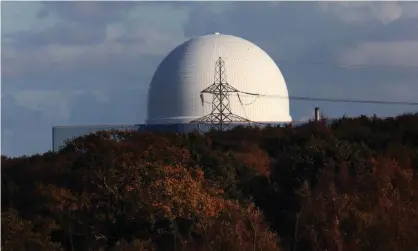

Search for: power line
xmin=277 ymin=60 xmax=418 ymax=69
xmin=238 ymin=91 xmax=418 ymax=106
xmin=219 ymin=56 xmax=418 ymax=69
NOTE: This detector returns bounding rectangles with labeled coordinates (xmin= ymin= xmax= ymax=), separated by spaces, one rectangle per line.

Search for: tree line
xmin=2 ymin=113 xmax=418 ymax=251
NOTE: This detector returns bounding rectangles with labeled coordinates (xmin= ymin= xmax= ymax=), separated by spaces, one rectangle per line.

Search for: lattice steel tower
xmin=191 ymin=57 xmax=252 ymax=131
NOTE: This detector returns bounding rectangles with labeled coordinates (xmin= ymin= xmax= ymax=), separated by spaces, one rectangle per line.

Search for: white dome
xmin=146 ymin=33 xmax=292 ymax=124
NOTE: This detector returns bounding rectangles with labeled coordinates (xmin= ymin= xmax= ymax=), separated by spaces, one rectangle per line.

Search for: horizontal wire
xmin=277 ymin=60 xmax=418 ymax=69
xmin=238 ymin=91 xmax=418 ymax=106
xmin=220 ymin=56 xmax=418 ymax=69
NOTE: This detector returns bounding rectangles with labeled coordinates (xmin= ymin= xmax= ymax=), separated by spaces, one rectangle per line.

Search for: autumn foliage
xmin=2 ymin=113 xmax=418 ymax=251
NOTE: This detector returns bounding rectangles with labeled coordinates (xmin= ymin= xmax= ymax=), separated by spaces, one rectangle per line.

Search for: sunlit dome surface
xmin=146 ymin=33 xmax=292 ymax=124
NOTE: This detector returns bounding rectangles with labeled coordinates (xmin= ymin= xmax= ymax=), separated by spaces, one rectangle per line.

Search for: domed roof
xmin=146 ymin=33 xmax=292 ymax=124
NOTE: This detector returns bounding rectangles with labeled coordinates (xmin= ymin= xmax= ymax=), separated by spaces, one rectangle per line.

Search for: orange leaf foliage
xmin=1 ymin=209 xmax=63 ymax=251
xmin=195 ymin=203 xmax=281 ymax=251
xmin=136 ymin=165 xmax=226 ymax=220
xmin=234 ymin=141 xmax=271 ymax=176
xmin=297 ymin=157 xmax=418 ymax=251
xmin=36 ymin=184 xmax=79 ymax=213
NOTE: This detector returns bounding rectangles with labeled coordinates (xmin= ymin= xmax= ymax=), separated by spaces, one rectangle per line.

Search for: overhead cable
xmin=220 ymin=56 xmax=418 ymax=69
xmin=277 ymin=60 xmax=418 ymax=69
xmin=238 ymin=91 xmax=418 ymax=106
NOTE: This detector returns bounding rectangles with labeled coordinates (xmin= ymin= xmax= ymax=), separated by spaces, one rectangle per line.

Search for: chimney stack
xmin=314 ymin=107 xmax=321 ymax=121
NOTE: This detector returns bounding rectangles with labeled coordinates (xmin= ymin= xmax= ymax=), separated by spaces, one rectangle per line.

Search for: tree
xmin=1 ymin=209 xmax=63 ymax=251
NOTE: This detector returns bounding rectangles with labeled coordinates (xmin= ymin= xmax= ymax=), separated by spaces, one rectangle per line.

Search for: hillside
xmin=2 ymin=114 xmax=418 ymax=251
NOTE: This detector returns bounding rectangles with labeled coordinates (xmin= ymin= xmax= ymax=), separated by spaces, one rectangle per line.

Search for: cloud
xmin=319 ymin=2 xmax=418 ymax=24
xmin=67 ymin=87 xmax=147 ymax=125
xmin=338 ymin=41 xmax=418 ymax=67
xmin=1 ymin=94 xmax=58 ymax=156
xmin=3 ymin=27 xmax=185 ymax=93
xmin=11 ymin=90 xmax=83 ymax=120
xmin=4 ymin=21 xmax=107 ymax=47
xmin=38 ymin=2 xmax=138 ymax=24
xmin=3 ymin=2 xmax=188 ymax=85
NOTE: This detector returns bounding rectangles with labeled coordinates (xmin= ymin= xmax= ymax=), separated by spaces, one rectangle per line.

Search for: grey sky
xmin=2 ymin=1 xmax=418 ymax=157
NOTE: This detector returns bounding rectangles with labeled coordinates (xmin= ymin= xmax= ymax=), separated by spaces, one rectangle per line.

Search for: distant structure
xmin=147 ymin=33 xmax=292 ymax=124
xmin=52 ymin=33 xmax=294 ymax=151
xmin=315 ymin=107 xmax=321 ymax=121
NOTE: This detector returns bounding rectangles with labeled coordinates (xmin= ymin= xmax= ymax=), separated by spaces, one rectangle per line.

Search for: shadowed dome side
xmin=146 ymin=33 xmax=292 ymax=124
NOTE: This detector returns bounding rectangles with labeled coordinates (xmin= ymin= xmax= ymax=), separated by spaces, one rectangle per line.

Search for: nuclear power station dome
xmin=51 ymin=33 xmax=294 ymax=151
xmin=146 ymin=33 xmax=292 ymax=125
